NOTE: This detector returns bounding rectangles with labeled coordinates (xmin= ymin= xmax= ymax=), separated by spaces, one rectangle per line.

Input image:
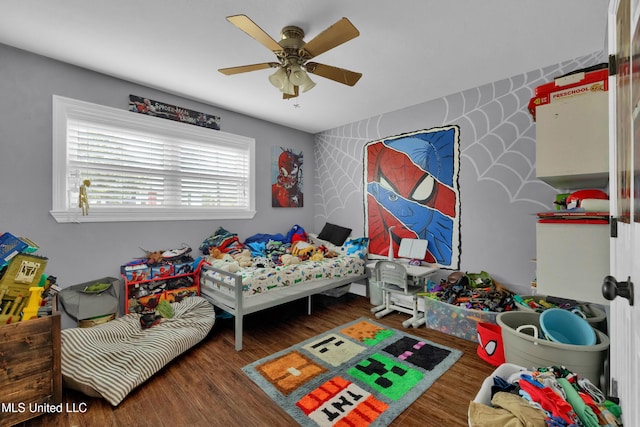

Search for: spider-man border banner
xmin=364 ymin=126 xmax=461 ymax=269
xmin=128 ymin=95 xmax=221 ymax=130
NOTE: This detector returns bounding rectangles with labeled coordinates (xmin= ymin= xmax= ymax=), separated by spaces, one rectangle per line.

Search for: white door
xmin=608 ymin=0 xmax=639 ymax=425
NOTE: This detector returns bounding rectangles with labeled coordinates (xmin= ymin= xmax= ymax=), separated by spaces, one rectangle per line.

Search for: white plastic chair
xmin=370 ymin=260 xmax=424 ymax=327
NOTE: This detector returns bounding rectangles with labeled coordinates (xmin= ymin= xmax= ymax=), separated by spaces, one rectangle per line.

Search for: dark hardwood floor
xmin=20 ymin=294 xmax=496 ymax=427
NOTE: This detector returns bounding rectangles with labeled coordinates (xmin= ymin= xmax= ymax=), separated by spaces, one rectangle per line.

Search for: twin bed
xmin=198 ymin=225 xmax=369 ymax=350
xmin=199 ymin=252 xmax=368 ymax=350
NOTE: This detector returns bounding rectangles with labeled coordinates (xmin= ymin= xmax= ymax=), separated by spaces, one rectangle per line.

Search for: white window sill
xmin=50 ymin=208 xmax=257 ymax=223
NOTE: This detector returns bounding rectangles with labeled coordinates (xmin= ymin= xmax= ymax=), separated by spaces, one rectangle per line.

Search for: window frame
xmin=50 ymin=95 xmax=256 ymax=223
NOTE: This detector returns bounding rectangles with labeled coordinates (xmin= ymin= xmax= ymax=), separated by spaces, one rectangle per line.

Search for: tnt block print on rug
xmin=296 ymin=376 xmax=388 ymax=427
xmin=242 ymin=318 xmax=462 ymax=426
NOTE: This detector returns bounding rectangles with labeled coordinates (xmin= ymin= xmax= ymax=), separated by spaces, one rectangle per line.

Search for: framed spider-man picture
xmin=364 ymin=126 xmax=461 ymax=269
xmin=272 ymin=147 xmax=304 ymax=208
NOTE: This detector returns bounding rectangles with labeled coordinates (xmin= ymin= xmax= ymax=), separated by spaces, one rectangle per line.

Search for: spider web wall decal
xmin=314 ymin=51 xmax=606 ymax=226
xmin=314 ymin=117 xmax=383 ymax=224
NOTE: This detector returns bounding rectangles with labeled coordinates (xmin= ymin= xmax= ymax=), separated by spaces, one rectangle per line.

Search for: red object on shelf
xmin=565 ymin=189 xmax=608 ymax=207
xmin=528 ymin=67 xmax=609 ymax=120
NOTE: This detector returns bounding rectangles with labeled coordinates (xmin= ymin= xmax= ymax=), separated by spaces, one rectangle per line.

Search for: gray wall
xmin=313 ymin=51 xmax=607 ymax=293
xmin=1 ymin=41 xmax=607 ymax=298
xmin=0 ymin=43 xmax=315 ymax=287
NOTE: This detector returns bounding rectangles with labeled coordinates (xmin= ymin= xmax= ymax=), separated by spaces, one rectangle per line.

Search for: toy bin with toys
xmin=420 ymin=271 xmax=517 ymax=342
xmin=0 ymin=232 xmax=61 ymax=426
xmin=422 ymin=296 xmax=501 ymax=342
xmin=514 ymin=294 xmax=606 ymax=332
xmin=123 ymin=257 xmax=204 ymax=314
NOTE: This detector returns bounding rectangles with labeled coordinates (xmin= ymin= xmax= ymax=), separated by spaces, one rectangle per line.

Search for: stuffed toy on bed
xmin=207 ymin=258 xmax=240 ymax=273
xmin=291 ymin=241 xmax=315 ymax=260
xmin=280 ymin=254 xmax=301 ymax=266
xmin=232 ymin=249 xmax=252 ymax=268
xmin=309 ymin=251 xmax=324 ymax=262
xmin=206 ymin=247 xmax=241 ymax=272
xmin=208 ymin=248 xmax=224 ymax=260
xmin=317 ymin=245 xmax=339 ymax=258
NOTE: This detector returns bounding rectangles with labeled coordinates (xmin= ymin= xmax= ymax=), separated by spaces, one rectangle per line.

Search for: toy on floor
xmin=21 ymin=286 xmax=43 ymax=321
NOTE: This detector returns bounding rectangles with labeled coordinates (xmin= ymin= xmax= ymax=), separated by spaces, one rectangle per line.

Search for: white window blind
xmin=51 ymin=96 xmax=256 ymax=223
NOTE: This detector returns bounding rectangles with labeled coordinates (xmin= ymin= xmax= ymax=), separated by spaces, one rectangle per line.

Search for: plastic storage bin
xmin=497 ymin=311 xmax=609 ymax=388
xmin=321 ymin=284 xmax=350 ymax=298
xmin=423 ymin=296 xmax=499 ymax=342
xmin=516 ymin=294 xmax=606 ymax=332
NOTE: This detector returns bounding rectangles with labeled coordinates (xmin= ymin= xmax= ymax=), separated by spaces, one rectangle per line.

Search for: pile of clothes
xmin=469 ymin=366 xmax=622 ymax=426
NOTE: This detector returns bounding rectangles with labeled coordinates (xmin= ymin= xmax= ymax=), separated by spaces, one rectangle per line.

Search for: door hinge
xmin=610 ymin=216 xmax=618 ymax=238
xmin=609 ymin=54 xmax=617 ymax=76
xmin=610 ymin=377 xmax=618 ymax=399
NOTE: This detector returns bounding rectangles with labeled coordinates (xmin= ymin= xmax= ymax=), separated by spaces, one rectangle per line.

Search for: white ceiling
xmin=0 ymin=1 xmax=609 ymax=134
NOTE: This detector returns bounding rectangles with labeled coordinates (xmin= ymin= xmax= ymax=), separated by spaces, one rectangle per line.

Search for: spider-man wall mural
xmin=364 ymin=126 xmax=461 ymax=269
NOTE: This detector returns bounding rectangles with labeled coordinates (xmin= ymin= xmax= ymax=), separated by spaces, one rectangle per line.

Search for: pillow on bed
xmin=341 ymin=237 xmax=369 ymax=259
xmin=317 ymin=222 xmax=352 ymax=246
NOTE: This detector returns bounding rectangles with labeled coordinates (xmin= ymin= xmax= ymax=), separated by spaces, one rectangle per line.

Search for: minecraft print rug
xmin=242 ymin=317 xmax=462 ymax=426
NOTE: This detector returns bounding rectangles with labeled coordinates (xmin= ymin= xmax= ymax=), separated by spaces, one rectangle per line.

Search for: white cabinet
xmin=536 ymin=222 xmax=609 ymax=305
xmin=534 ymin=69 xmax=609 ymax=189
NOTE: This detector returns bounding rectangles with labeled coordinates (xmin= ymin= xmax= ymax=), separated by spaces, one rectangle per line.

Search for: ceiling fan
xmin=219 ymin=15 xmax=362 ymax=99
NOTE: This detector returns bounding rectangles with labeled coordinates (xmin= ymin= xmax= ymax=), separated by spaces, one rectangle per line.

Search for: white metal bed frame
xmin=199 ymin=263 xmax=369 ymax=350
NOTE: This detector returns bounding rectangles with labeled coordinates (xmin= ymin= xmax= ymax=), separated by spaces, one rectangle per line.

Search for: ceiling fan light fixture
xmin=281 ymin=76 xmax=296 ymax=96
xmin=221 ymin=15 xmax=361 ymax=98
xmin=299 ymin=72 xmax=316 ymax=93
xmin=288 ymin=64 xmax=306 ymax=86
xmin=268 ymin=67 xmax=288 ymax=90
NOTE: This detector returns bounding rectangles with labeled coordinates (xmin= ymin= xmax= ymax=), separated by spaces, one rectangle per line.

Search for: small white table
xmin=366 ymin=259 xmax=439 ymax=327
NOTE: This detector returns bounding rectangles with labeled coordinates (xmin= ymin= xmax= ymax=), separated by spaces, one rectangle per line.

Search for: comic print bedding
xmin=198 ymin=225 xmax=367 ymax=298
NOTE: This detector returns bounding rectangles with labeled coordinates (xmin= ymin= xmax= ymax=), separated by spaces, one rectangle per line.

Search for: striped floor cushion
xmin=61 ymin=296 xmax=215 ymax=406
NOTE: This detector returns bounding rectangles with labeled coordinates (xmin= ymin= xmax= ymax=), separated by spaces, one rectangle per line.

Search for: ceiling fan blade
xmin=306 ymin=62 xmax=362 ymax=86
xmin=226 ymin=15 xmax=282 ymax=52
xmin=303 ymin=17 xmax=359 ymax=58
xmin=283 ymin=86 xmax=299 ymax=99
xmin=218 ymin=62 xmax=278 ymax=75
